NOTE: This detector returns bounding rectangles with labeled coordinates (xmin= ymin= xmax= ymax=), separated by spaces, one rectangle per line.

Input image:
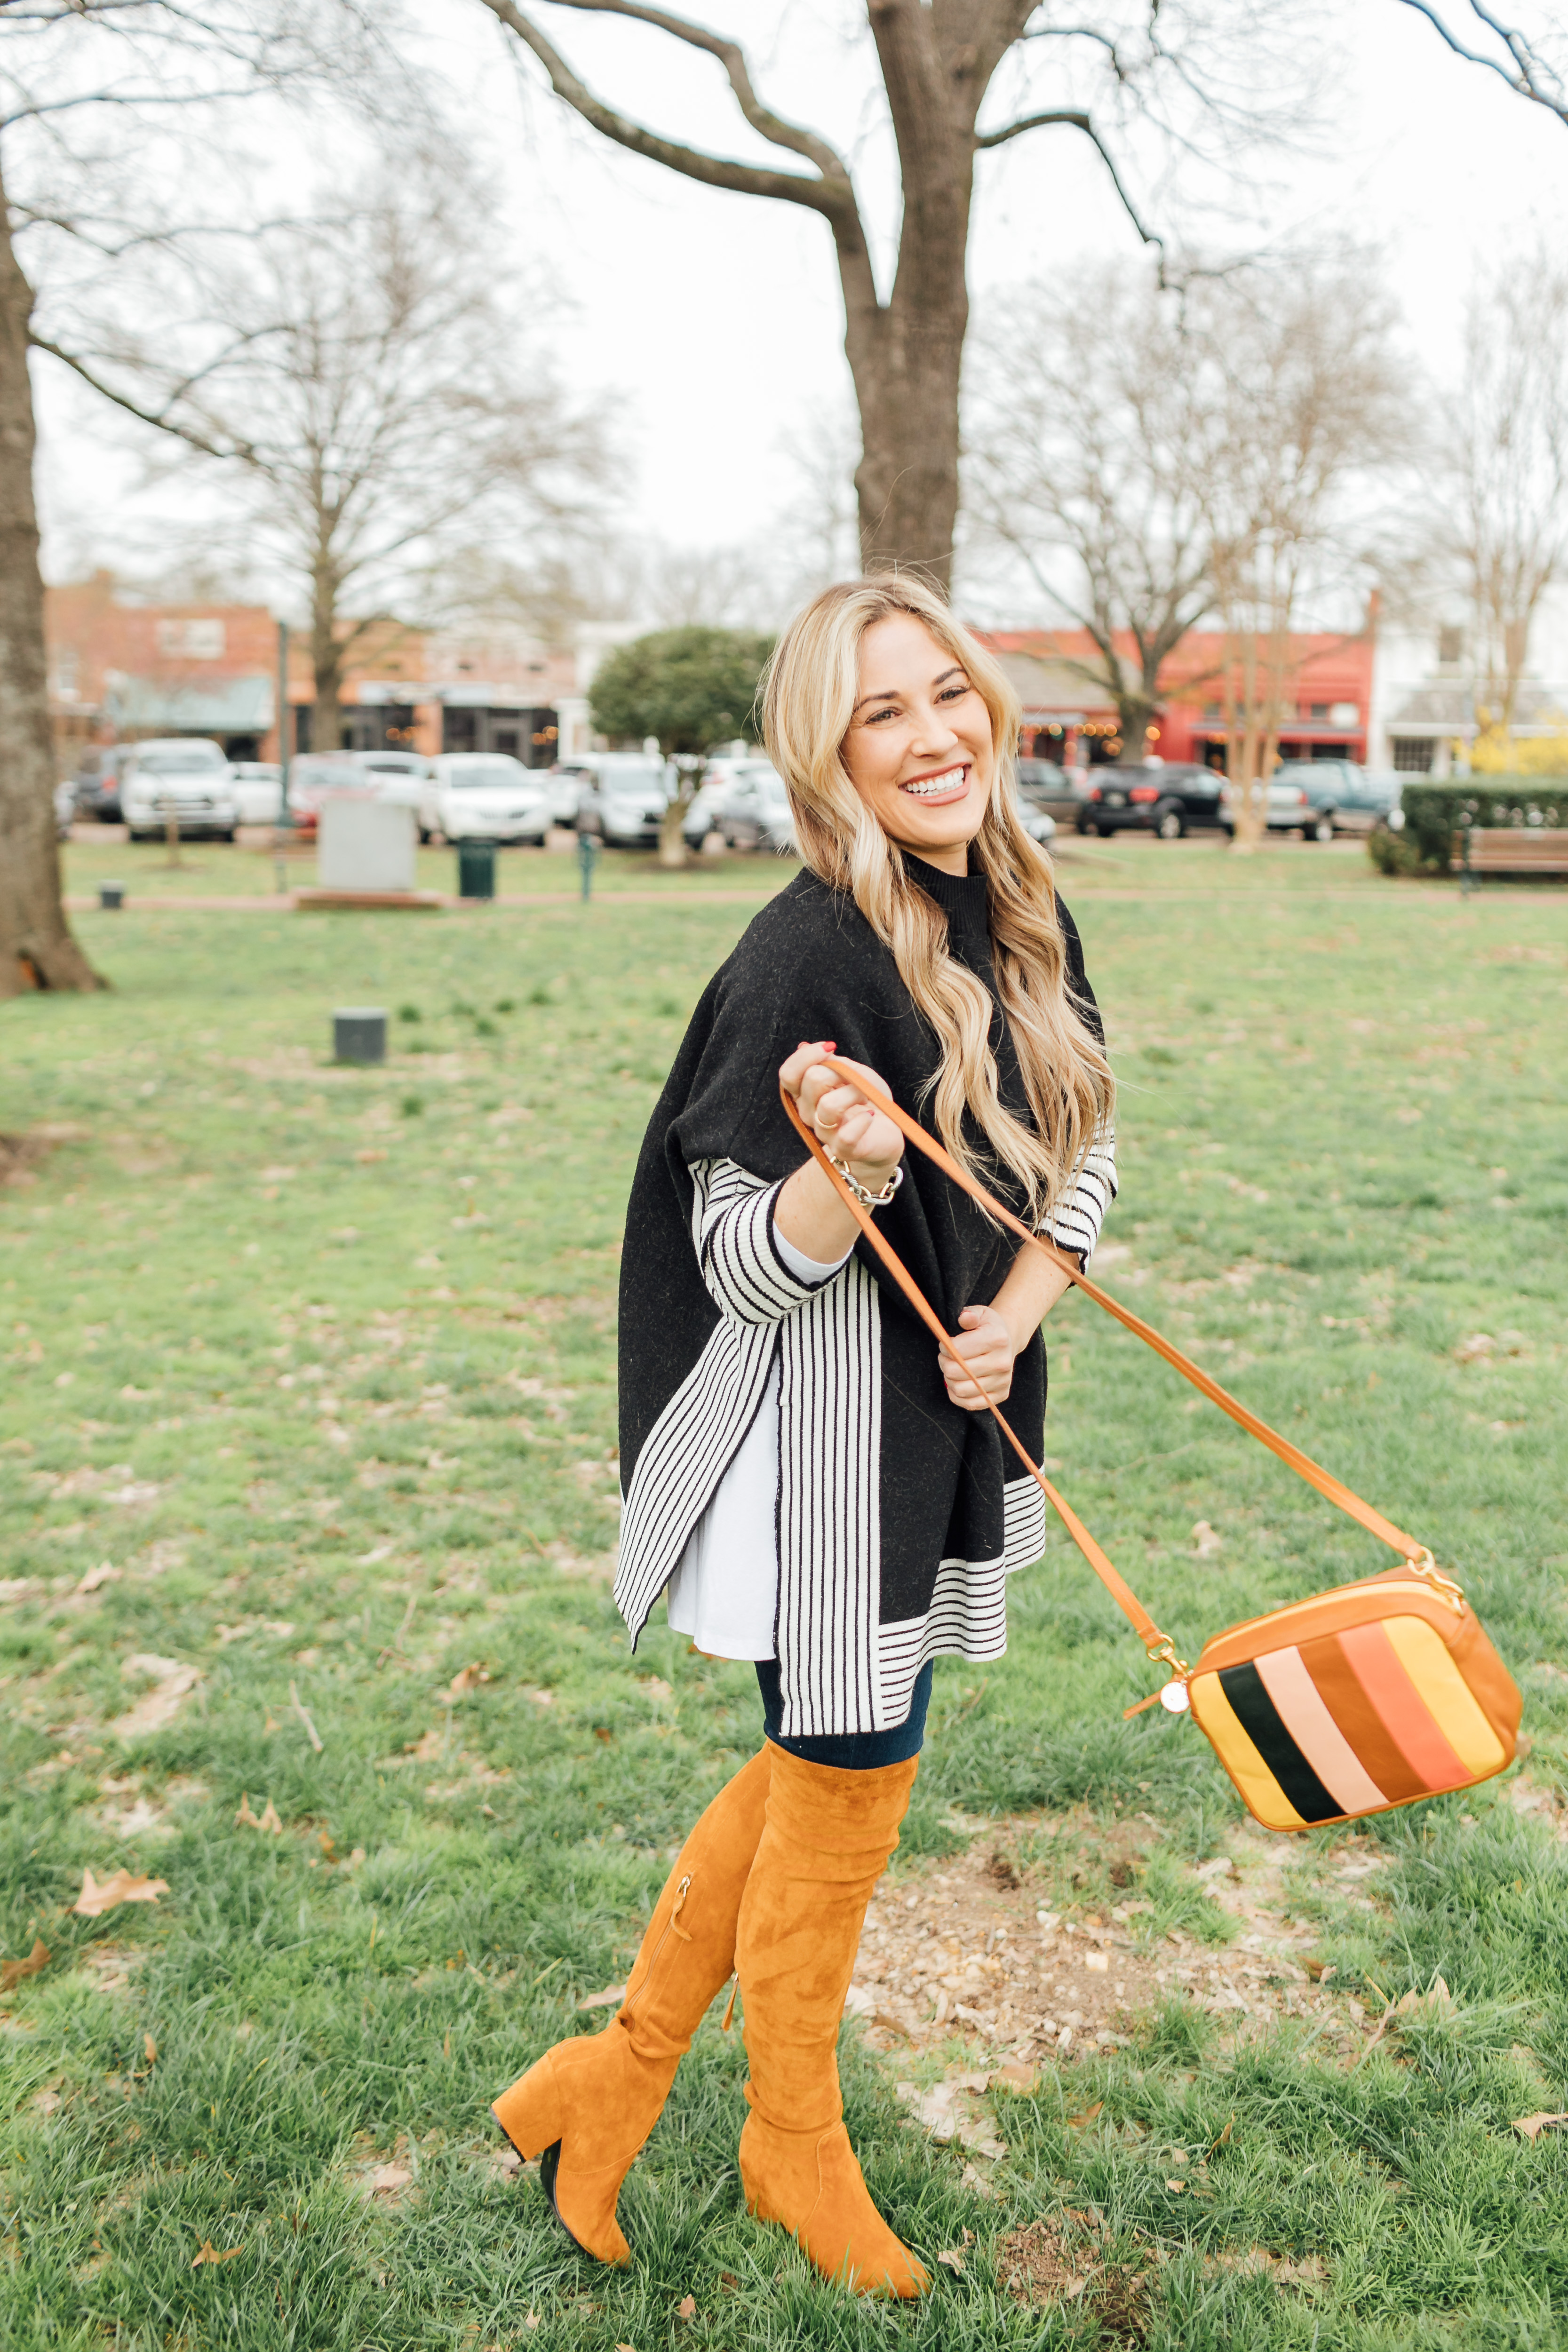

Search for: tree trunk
xmin=839 ymin=0 xmax=1021 ymax=588
xmin=311 ymin=545 xmax=345 ymax=756
xmin=0 ymin=155 xmax=103 ymax=996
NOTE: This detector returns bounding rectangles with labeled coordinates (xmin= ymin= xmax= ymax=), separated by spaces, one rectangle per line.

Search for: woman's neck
xmin=893 ymin=837 xmax=971 ymax=878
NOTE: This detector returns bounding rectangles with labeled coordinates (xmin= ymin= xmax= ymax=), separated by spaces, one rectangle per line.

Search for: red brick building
xmin=974 ymin=626 xmax=1375 ymax=771
xmin=44 ymin=576 xmax=573 ymax=772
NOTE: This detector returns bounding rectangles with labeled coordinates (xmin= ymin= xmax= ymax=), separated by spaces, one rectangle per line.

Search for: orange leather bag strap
xmin=779 ymin=1057 xmax=1427 ymax=1665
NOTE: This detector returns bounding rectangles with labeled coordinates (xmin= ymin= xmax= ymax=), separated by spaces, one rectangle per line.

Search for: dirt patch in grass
xmin=999 ymin=2210 xmax=1149 ymax=2338
xmin=852 ymin=1812 xmax=1347 ymax=2070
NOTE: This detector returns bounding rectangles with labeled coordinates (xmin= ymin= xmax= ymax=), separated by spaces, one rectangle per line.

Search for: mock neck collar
xmin=902 ymin=850 xmax=989 ymax=938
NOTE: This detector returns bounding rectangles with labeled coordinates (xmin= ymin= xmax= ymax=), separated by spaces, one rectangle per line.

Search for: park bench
xmin=1452 ymin=826 xmax=1568 ymax=881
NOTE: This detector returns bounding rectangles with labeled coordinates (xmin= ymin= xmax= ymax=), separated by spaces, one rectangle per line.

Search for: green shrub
xmin=1367 ymin=826 xmax=1428 ymax=876
xmin=1398 ymin=777 xmax=1568 ymax=871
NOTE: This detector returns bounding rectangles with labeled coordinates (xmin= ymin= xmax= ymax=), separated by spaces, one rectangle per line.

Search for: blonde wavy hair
xmin=759 ymin=575 xmax=1113 ymax=1220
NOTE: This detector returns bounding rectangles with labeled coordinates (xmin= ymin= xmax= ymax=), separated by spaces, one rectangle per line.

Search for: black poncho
xmin=615 ymin=856 xmax=1114 ymax=1737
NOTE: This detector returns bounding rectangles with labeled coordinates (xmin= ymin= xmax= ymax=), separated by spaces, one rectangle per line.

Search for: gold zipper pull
xmin=720 ymin=1977 xmax=739 ymax=2032
xmin=669 ymin=1873 xmax=692 ymax=1923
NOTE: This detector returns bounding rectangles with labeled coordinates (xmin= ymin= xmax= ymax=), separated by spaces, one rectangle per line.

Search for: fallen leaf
xmin=1 ymin=1939 xmax=49 ymax=1992
xmin=1513 ymin=2112 xmax=1568 ymax=2142
xmin=143 ymin=2032 xmax=157 ymax=2065
xmin=447 ymin=1664 xmax=491 ymax=1696
xmin=77 ymin=1562 xmax=120 ymax=1594
xmin=937 ymin=2248 xmax=967 ymax=2274
xmin=32 ymin=2087 xmax=61 ymax=2114
xmin=577 ymin=1982 xmax=625 ymax=2011
xmin=1191 ymin=1519 xmax=1224 ymax=1557
xmin=525 ymin=2318 xmax=541 ymax=2332
xmin=110 ymin=1656 xmax=201 ymax=1740
xmin=191 ymin=2241 xmax=244 ymax=2267
xmin=234 ymin=1794 xmax=262 ymax=1828
xmin=258 ymin=1800 xmax=283 ymax=1834
xmin=675 ymin=2292 xmax=697 ymax=2318
xmin=1067 ymin=2103 xmax=1104 ymax=2129
xmin=365 ymin=2163 xmax=413 ymax=2195
xmin=994 ymin=2061 xmax=1039 ymax=2094
xmin=73 ymin=1867 xmax=170 ymax=1918
xmin=641 ymin=1677 xmax=673 ymax=1701
xmin=1166 ymin=2179 xmax=1186 ymax=2193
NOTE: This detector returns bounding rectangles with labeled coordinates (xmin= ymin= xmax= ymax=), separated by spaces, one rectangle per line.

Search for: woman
xmin=492 ymin=576 xmax=1116 ymax=2297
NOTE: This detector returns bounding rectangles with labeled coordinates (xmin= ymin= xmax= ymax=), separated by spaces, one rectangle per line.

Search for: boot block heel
xmin=491 ymin=2050 xmax=564 ymax=2161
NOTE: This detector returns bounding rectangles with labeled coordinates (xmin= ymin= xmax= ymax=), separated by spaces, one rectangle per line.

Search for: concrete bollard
xmin=334 ymin=1007 xmax=387 ymax=1065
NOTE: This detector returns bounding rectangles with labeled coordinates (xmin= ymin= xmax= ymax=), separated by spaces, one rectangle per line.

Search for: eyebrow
xmin=851 ymin=663 xmax=966 ymax=715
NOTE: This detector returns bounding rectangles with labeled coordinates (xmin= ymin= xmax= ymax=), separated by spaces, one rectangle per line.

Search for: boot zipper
xmin=619 ymin=1873 xmax=691 ymax=2022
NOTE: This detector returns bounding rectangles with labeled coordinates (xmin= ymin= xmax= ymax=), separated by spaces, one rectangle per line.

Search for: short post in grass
xmin=273 ymin=619 xmax=294 ymax=897
xmin=99 ymin=882 xmax=124 ymax=911
xmin=1460 ymin=809 xmax=1476 ymax=898
xmin=334 ymin=1008 xmax=387 ymax=1065
xmin=577 ymin=830 xmax=599 ymax=902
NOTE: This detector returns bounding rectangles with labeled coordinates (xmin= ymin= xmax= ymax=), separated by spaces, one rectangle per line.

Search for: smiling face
xmin=840 ymin=612 xmax=995 ymax=875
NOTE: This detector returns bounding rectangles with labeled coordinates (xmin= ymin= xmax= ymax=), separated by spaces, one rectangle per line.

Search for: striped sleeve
xmin=1042 ymin=1125 xmax=1117 ymax=1265
xmin=689 ymin=1156 xmax=843 ymax=1327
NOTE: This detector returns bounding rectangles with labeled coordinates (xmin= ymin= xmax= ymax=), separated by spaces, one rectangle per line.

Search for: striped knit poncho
xmin=615 ymin=855 xmax=1116 ymax=1739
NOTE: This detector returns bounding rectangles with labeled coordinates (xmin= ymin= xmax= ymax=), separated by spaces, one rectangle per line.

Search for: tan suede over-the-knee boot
xmin=734 ymin=1745 xmax=928 ymax=2298
xmin=492 ymin=1743 xmax=772 ymax=2264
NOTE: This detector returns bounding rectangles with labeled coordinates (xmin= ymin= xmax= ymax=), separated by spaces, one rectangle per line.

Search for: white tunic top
xmin=664 ymin=1228 xmax=851 ymax=1660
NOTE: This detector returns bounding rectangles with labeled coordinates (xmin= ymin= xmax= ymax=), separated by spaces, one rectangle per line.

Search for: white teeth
xmin=902 ymin=768 xmax=965 ymax=797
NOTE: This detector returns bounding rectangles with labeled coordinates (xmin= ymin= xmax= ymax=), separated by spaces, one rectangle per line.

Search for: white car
xmin=419 ymin=754 xmax=552 ymax=845
xmin=121 ymin=738 xmax=239 ymax=840
xmin=713 ymin=763 xmax=798 ymax=856
xmin=231 ymin=762 xmax=283 ymax=824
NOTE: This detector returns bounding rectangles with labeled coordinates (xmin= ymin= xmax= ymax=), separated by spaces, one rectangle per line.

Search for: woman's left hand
xmin=938 ymin=1303 xmax=1019 ymax=1410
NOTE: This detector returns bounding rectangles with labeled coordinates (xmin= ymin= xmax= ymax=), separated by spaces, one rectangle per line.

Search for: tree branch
xmin=1394 ymin=0 xmax=1568 ymax=127
xmin=472 ymin=0 xmax=860 ymax=217
xmin=974 ymin=108 xmax=1163 ymax=254
xmin=27 ymin=332 xmax=261 ymax=462
xmin=531 ymin=0 xmax=851 ymax=178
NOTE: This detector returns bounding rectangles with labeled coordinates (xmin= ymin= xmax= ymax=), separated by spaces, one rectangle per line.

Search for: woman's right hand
xmin=780 ymin=1041 xmax=905 ymax=1193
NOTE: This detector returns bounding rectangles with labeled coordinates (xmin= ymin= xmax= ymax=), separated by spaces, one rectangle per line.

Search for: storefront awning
xmin=104 ymin=675 xmax=274 ymax=733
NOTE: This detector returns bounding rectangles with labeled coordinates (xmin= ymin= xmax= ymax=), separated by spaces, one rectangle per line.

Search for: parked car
xmin=1077 ymin=762 xmax=1232 ymax=840
xmin=679 ymin=755 xmax=763 ymax=849
xmin=418 ymin=753 xmax=552 ymax=845
xmin=545 ymin=764 xmax=589 ymax=825
xmin=120 ymin=738 xmax=239 ymax=841
xmin=343 ymin=749 xmax=434 ymax=785
xmin=72 ymin=744 xmax=139 ymax=823
xmin=711 ymin=763 xmax=797 ymax=855
xmin=281 ymin=755 xmax=363 ymax=831
xmin=230 ymin=761 xmax=283 ymax=825
xmin=1266 ymin=760 xmax=1399 ymax=839
xmin=1016 ymin=801 xmax=1058 ymax=848
xmin=1017 ymin=758 xmax=1092 ymax=822
xmin=557 ymin=755 xmax=675 ymax=848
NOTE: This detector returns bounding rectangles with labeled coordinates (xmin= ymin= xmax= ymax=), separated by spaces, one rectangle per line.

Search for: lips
xmin=899 ymin=764 xmax=969 ymax=803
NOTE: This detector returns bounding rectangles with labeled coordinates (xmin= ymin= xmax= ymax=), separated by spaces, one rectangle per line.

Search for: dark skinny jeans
xmin=755 ymin=1658 xmax=933 ymax=1771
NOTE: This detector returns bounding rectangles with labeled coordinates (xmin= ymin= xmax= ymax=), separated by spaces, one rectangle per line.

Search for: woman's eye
xmin=865 ymin=706 xmax=899 ymax=724
xmin=939 ymin=683 xmax=971 ymax=702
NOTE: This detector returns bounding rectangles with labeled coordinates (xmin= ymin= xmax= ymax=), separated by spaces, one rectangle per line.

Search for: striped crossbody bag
xmin=782 ymin=1059 xmax=1521 ymax=1835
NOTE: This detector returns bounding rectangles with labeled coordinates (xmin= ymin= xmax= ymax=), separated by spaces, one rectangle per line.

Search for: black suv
xmin=1077 ymin=763 xmax=1232 ymax=840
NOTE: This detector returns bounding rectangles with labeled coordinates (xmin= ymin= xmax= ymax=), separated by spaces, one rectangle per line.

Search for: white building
xmin=1370 ymin=585 xmax=1568 ymax=774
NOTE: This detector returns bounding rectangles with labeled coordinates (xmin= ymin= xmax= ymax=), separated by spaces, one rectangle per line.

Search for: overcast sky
xmin=32 ymin=0 xmax=1568 ymax=613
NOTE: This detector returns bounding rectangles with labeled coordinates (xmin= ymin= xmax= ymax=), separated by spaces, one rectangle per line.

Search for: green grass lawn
xmin=2 ymin=843 xmax=1566 ymax=2350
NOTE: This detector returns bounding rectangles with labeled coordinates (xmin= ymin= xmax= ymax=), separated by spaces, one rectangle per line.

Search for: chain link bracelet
xmin=824 ymin=1150 xmax=904 ymax=1210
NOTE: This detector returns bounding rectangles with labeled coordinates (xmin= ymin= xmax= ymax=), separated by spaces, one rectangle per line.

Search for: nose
xmin=906 ymin=704 xmax=963 ymax=761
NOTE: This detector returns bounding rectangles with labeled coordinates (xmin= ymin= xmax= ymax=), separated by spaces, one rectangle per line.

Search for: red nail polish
xmin=821 ymin=1041 xmax=836 ymax=1053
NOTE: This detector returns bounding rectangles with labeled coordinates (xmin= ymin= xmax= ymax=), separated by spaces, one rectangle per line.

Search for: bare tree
xmin=1420 ymin=252 xmax=1568 ymax=757
xmin=472 ymin=0 xmax=1305 ymax=589
xmin=72 ymin=179 xmax=613 ymax=755
xmin=1186 ymin=266 xmax=1406 ymax=846
xmin=0 ymin=0 xmax=390 ymax=996
xmin=1395 ymin=2 xmax=1568 ymax=129
xmin=965 ymin=266 xmax=1214 ymax=762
